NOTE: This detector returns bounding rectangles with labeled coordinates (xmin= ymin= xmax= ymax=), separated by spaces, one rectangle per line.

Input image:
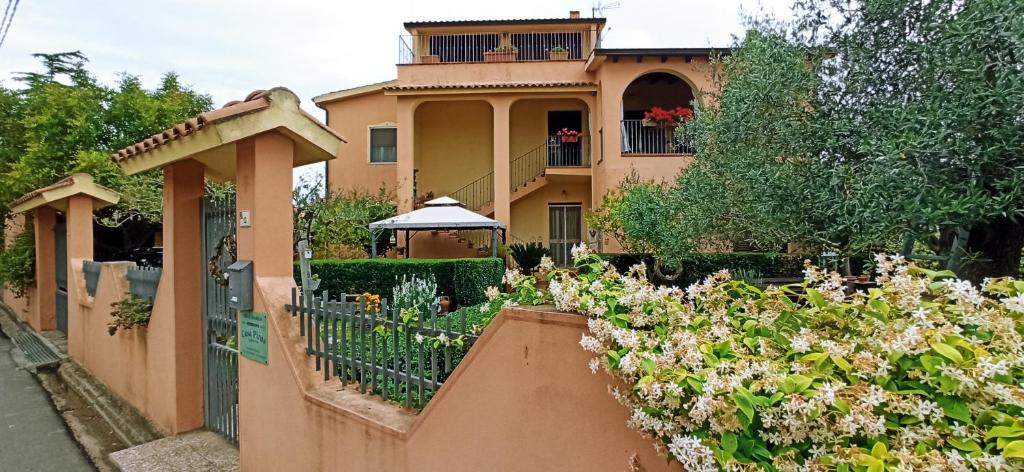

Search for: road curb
xmin=0 ymin=301 xmax=163 ymax=470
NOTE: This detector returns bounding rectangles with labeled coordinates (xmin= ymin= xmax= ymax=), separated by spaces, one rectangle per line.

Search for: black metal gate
xmin=54 ymin=217 xmax=68 ymax=334
xmin=201 ymin=195 xmax=239 ymax=442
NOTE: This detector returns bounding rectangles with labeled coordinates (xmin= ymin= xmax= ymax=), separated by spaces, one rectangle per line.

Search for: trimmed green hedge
xmin=296 ymin=258 xmax=504 ymax=308
xmin=601 ymin=252 xmax=873 ymax=287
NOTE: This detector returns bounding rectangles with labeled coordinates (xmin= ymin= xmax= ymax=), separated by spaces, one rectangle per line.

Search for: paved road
xmin=0 ymin=335 xmax=94 ymax=471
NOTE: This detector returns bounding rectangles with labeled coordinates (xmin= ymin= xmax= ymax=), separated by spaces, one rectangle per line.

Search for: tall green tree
xmin=0 ymin=51 xmax=212 ymax=224
xmin=803 ymin=0 xmax=1024 ymax=278
xmin=635 ymin=0 xmax=1023 ymax=278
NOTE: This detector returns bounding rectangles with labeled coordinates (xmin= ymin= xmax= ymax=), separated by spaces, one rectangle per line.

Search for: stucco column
xmin=159 ymin=158 xmax=206 ymax=433
xmin=396 ymin=98 xmax=417 ymax=215
xmin=235 ymin=132 xmax=295 ymax=278
xmin=65 ymin=195 xmax=94 ymax=262
xmin=492 ymin=97 xmax=512 ymax=227
xmin=65 ymin=194 xmax=94 ymax=360
xmin=32 ymin=206 xmax=56 ymax=331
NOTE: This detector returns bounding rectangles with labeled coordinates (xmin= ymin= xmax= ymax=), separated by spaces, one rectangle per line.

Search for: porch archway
xmin=620 ymin=71 xmax=697 ymax=155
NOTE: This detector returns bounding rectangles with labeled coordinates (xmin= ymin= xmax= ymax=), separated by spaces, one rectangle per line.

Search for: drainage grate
xmin=12 ymin=332 xmax=61 ymax=368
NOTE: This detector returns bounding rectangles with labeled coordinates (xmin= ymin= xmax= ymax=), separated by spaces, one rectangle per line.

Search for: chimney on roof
xmin=569 ymin=10 xmax=581 ymax=19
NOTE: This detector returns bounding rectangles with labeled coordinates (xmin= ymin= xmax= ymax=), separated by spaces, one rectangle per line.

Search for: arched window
xmin=620 ymin=72 xmax=696 ymax=155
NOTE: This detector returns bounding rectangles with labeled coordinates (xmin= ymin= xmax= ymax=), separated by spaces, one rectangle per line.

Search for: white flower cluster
xmin=550 ymin=244 xmax=1024 ymax=470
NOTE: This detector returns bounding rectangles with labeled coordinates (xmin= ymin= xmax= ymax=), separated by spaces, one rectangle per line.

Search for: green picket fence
xmin=287 ymin=288 xmax=479 ymax=410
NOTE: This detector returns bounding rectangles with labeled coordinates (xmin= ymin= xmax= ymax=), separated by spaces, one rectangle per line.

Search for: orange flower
xmin=361 ymin=292 xmax=381 ymax=312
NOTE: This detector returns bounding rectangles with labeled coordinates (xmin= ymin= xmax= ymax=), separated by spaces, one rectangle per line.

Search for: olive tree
xmin=639 ymin=0 xmax=1024 ymax=279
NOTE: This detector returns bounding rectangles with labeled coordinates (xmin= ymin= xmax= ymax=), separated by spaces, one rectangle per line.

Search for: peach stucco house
xmin=315 ymin=12 xmax=723 ymax=264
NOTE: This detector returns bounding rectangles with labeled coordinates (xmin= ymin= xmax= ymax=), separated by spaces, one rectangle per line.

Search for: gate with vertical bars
xmin=201 ymin=195 xmax=239 ymax=442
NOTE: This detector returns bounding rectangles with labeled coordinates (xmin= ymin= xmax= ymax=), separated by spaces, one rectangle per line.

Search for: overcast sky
xmin=0 ymin=0 xmax=794 ymax=180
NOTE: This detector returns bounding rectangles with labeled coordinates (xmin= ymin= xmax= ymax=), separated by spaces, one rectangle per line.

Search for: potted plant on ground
xmin=484 ymin=44 xmax=518 ymax=63
xmin=557 ymin=128 xmax=581 ymax=143
xmin=418 ymin=54 xmax=440 ymax=64
xmin=641 ymin=106 xmax=694 ymax=127
xmin=549 ymin=46 xmax=569 ymax=61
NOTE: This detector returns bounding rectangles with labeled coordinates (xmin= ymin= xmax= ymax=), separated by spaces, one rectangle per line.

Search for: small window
xmin=369 ymin=127 xmax=397 ymax=163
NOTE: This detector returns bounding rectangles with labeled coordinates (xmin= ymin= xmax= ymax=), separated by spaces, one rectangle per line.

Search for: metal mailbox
xmin=226 ymin=260 xmax=254 ymax=311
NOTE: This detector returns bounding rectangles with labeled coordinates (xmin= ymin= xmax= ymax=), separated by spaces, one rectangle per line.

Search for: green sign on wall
xmin=239 ymin=311 xmax=268 ymax=365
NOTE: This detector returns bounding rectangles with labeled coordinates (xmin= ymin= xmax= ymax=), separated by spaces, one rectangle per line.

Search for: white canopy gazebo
xmin=369 ymin=197 xmax=507 ymax=257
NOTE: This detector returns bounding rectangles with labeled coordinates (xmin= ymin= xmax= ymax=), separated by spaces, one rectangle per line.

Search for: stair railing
xmin=448 ymin=139 xmax=554 ymax=212
xmin=450 ymin=172 xmax=494 ymax=211
xmin=510 ymin=142 xmax=547 ymax=192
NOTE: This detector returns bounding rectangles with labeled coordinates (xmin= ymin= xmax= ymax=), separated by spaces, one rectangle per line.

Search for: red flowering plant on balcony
xmin=557 ymin=128 xmax=581 ymax=143
xmin=642 ymin=106 xmax=694 ymax=127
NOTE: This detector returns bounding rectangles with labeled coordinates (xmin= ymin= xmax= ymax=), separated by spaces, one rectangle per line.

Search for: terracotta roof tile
xmin=382 ymin=81 xmax=596 ymax=92
xmin=112 ymin=90 xmax=271 ymax=162
xmin=110 ymin=88 xmax=343 ymax=163
xmin=8 ymin=176 xmax=76 ymax=208
xmin=8 ymin=173 xmax=119 ymax=209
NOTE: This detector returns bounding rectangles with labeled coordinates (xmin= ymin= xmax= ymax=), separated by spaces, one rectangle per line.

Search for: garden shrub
xmin=601 ymin=252 xmax=874 ymax=287
xmin=543 ymin=245 xmax=1024 ymax=470
xmin=298 ymin=258 xmax=502 ymax=309
xmin=0 ymin=228 xmax=36 ymax=297
xmin=107 ymin=296 xmax=153 ymax=335
xmin=328 ymin=297 xmax=502 ymax=409
xmin=508 ymin=242 xmax=549 ymax=272
xmin=602 ymin=252 xmax=803 ymax=286
xmin=392 ymin=274 xmax=438 ymax=315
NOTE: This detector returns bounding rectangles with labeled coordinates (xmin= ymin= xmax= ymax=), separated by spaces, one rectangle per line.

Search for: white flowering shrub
xmin=553 ymin=246 xmax=1024 ymax=471
xmin=392 ymin=274 xmax=439 ymax=315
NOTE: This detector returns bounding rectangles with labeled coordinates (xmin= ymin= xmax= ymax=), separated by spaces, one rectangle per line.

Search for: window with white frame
xmin=369 ymin=126 xmax=397 ymax=163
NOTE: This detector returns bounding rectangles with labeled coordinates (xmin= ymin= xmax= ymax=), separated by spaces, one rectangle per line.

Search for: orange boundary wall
xmin=65 ymin=260 xmax=193 ymax=435
xmin=239 ymin=277 xmax=682 ymax=472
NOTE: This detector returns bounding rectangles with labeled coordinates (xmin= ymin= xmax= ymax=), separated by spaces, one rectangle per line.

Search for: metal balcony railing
xmin=620 ymin=119 xmax=695 ymax=155
xmin=546 ymin=135 xmax=590 ymax=167
xmin=399 ymin=31 xmax=589 ymax=64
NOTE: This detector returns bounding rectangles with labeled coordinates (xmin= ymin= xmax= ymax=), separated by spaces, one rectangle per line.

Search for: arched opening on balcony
xmin=620 ymin=71 xmax=696 ymax=155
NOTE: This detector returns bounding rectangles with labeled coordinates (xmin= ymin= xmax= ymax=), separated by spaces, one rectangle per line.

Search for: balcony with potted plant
xmin=484 ymin=44 xmax=519 ymax=63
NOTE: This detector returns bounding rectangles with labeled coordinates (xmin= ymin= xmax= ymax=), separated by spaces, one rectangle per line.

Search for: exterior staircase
xmin=450 ymin=141 xmax=550 ymax=217
xmin=435 ymin=142 xmax=552 ymax=253
xmin=430 ymin=137 xmax=590 ymax=254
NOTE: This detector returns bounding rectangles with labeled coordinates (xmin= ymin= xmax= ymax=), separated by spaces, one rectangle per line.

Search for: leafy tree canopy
xmin=620 ymin=0 xmax=1024 ymax=278
xmin=293 ymin=176 xmax=398 ymax=259
xmin=0 ymin=51 xmax=213 ymax=224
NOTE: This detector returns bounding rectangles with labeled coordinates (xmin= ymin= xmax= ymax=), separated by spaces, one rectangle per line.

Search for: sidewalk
xmin=0 ymin=334 xmax=94 ymax=471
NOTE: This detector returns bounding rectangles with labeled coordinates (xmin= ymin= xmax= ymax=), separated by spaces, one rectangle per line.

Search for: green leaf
xmin=733 ymin=392 xmax=755 ymax=425
xmin=831 ymin=355 xmax=852 ymax=372
xmin=988 ymin=426 xmax=1024 ymax=440
xmin=948 ymin=437 xmax=982 ymax=453
xmin=937 ymin=396 xmax=972 ymax=424
xmin=806 ymin=288 xmax=826 ymax=307
xmin=1002 ymin=440 xmax=1024 ymax=459
xmin=641 ymin=357 xmax=655 ymax=376
xmin=800 ymin=352 xmax=827 ymax=362
xmin=782 ymin=374 xmax=814 ymax=394
xmin=685 ymin=376 xmax=705 ymax=394
xmin=930 ymin=341 xmax=963 ymax=364
xmin=871 ymin=441 xmax=889 ymax=459
xmin=722 ymin=432 xmax=738 ymax=454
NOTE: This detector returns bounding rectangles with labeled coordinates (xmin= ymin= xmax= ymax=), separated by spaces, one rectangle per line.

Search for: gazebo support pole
xmin=371 ymin=230 xmax=378 ymax=258
xmin=405 ymin=230 xmax=411 ymax=259
xmin=502 ymin=228 xmax=507 ymax=245
xmin=491 ymin=228 xmax=498 ymax=258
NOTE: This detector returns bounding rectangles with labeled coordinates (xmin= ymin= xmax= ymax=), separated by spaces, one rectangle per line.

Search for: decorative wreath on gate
xmin=207 ymin=234 xmax=237 ymax=286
